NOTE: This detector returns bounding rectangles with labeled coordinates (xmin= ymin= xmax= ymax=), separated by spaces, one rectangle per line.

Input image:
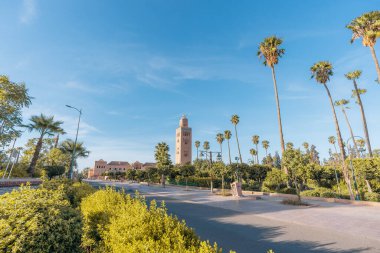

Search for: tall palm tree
xmin=258 ymin=36 xmax=286 ymax=154
xmin=347 ymin=11 xmax=380 ymax=82
xmin=262 ymin=140 xmax=270 ymax=157
xmin=334 ymin=99 xmax=359 ymax=156
xmin=216 ymin=133 xmax=224 ymax=160
xmin=230 ymin=115 xmax=243 ymax=164
xmin=249 ymin=148 xmax=257 ymax=164
xmin=311 ymin=62 xmax=354 ymax=200
xmin=23 ymin=114 xmax=64 ymax=176
xmin=346 ymin=70 xmax=373 ymax=157
xmin=195 ymin=140 xmax=200 ymax=160
xmin=252 ymin=135 xmax=260 ymax=164
xmin=203 ymin=141 xmax=210 ymax=152
xmin=224 ymin=130 xmax=232 ymax=164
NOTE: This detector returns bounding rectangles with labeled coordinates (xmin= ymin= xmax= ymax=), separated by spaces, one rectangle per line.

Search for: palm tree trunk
xmin=222 ymin=174 xmax=225 ymax=195
xmin=234 ymin=125 xmax=243 ymax=164
xmin=369 ymin=45 xmax=380 ymax=83
xmin=341 ymin=108 xmax=359 ymax=156
xmin=54 ymin=134 xmax=60 ymax=148
xmin=196 ymin=147 xmax=199 ymax=160
xmin=271 ymin=66 xmax=285 ymax=155
xmin=227 ymin=140 xmax=232 ymax=164
xmin=255 ymin=144 xmax=259 ymax=164
xmin=220 ymin=144 xmax=223 ymax=161
xmin=353 ymin=80 xmax=372 ymax=157
xmin=28 ymin=135 xmax=44 ymax=176
xmin=324 ymin=84 xmax=355 ymax=200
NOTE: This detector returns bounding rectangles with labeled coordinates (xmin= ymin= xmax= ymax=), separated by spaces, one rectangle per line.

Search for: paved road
xmin=88 ymin=181 xmax=380 ymax=253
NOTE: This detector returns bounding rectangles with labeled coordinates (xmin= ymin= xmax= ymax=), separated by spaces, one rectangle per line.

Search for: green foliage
xmin=41 ymin=179 xmax=96 ymax=208
xmin=0 ymin=186 xmax=82 ymax=253
xmin=301 ymin=188 xmax=337 ymax=198
xmin=262 ymin=169 xmax=288 ymax=192
xmin=81 ymin=188 xmax=227 ymax=253
xmin=364 ymin=192 xmax=380 ymax=202
xmin=44 ymin=165 xmax=65 ymax=179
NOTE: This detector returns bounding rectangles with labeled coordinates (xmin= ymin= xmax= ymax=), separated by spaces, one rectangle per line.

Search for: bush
xmin=279 ymin=188 xmax=297 ymax=195
xmin=41 ymin=179 xmax=96 ymax=208
xmin=364 ymin=192 xmax=380 ymax=202
xmin=81 ymin=188 xmax=228 ymax=253
xmin=262 ymin=169 xmax=287 ymax=192
xmin=43 ymin=165 xmax=65 ymax=179
xmin=301 ymin=188 xmax=337 ymax=198
xmin=0 ymin=186 xmax=82 ymax=252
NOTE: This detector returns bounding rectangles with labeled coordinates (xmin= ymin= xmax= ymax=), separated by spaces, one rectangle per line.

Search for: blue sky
xmin=1 ymin=0 xmax=379 ymax=169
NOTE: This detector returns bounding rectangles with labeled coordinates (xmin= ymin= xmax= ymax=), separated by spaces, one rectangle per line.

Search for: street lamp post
xmin=66 ymin=105 xmax=82 ymax=180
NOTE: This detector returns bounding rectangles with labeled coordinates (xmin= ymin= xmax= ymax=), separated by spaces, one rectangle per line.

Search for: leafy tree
xmin=179 ymin=164 xmax=196 ymax=190
xmin=302 ymin=142 xmax=309 ymax=152
xmin=195 ymin=140 xmax=200 ymax=160
xmin=0 ymin=75 xmax=32 ymax=147
xmin=23 ymin=114 xmax=65 ymax=176
xmin=258 ymin=36 xmax=286 ymax=154
xmin=282 ymin=147 xmax=309 ymax=201
xmin=154 ymin=142 xmax=172 ymax=187
xmin=0 ymin=186 xmax=82 ymax=252
xmin=335 ymin=99 xmax=359 ymax=155
xmin=309 ymin=145 xmax=320 ymax=164
xmin=252 ymin=135 xmax=260 ymax=164
xmin=273 ymin=151 xmax=281 ymax=169
xmin=224 ymin=130 xmax=232 ymax=164
xmin=230 ymin=115 xmax=243 ymax=164
xmin=213 ymin=161 xmax=229 ymax=195
xmin=346 ymin=70 xmax=373 ymax=157
xmin=311 ymin=61 xmax=355 ymax=200
xmin=346 ymin=11 xmax=380 ymax=82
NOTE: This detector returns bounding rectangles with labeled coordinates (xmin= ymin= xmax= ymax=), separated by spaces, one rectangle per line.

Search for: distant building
xmin=175 ymin=115 xmax=192 ymax=165
xmin=88 ymin=159 xmax=156 ymax=178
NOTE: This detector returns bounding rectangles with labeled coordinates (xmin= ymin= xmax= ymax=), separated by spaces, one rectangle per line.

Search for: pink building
xmin=88 ymin=159 xmax=156 ymax=178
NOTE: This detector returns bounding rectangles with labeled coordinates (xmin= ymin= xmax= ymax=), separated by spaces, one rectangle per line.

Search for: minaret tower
xmin=175 ymin=115 xmax=192 ymax=165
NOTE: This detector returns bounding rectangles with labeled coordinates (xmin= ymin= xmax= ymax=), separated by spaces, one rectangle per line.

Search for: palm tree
xmin=334 ymin=99 xmax=359 ymax=156
xmin=346 ymin=70 xmax=373 ymax=157
xmin=311 ymin=61 xmax=354 ymax=200
xmin=258 ymin=36 xmax=286 ymax=154
xmin=195 ymin=140 xmax=200 ymax=160
xmin=252 ymin=135 xmax=260 ymax=164
xmin=262 ymin=140 xmax=270 ymax=157
xmin=23 ymin=114 xmax=64 ymax=176
xmin=203 ymin=141 xmax=210 ymax=152
xmin=302 ymin=142 xmax=309 ymax=151
xmin=230 ymin=115 xmax=243 ymax=164
xmin=224 ymin=130 xmax=232 ymax=164
xmin=328 ymin=136 xmax=341 ymax=194
xmin=249 ymin=148 xmax=257 ymax=164
xmin=347 ymin=11 xmax=380 ymax=82
xmin=59 ymin=139 xmax=90 ymax=169
xmin=216 ymin=133 xmax=224 ymax=159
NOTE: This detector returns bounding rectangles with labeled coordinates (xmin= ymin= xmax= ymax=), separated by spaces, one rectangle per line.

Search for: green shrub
xmin=43 ymin=165 xmax=65 ymax=179
xmin=279 ymin=187 xmax=297 ymax=195
xmin=301 ymin=188 xmax=337 ymax=198
xmin=364 ymin=192 xmax=380 ymax=202
xmin=81 ymin=188 xmax=228 ymax=253
xmin=262 ymin=169 xmax=287 ymax=192
xmin=40 ymin=179 xmax=95 ymax=208
xmin=0 ymin=186 xmax=82 ymax=252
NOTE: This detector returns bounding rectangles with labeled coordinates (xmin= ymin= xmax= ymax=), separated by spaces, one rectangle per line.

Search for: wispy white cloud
xmin=20 ymin=0 xmax=37 ymax=24
xmin=65 ymin=81 xmax=102 ymax=94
